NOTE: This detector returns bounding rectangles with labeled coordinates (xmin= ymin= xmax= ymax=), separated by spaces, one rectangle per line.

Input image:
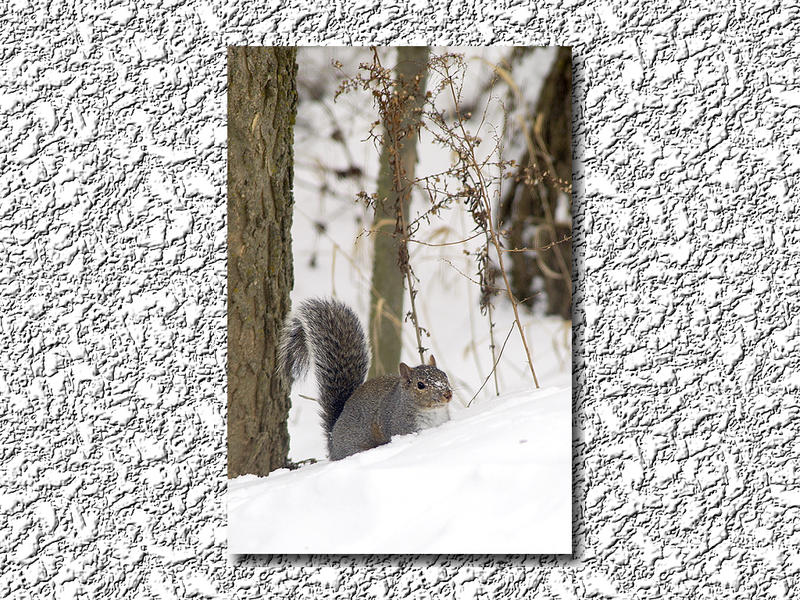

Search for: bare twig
xmin=468 ymin=323 xmax=515 ymax=407
xmin=487 ymin=300 xmax=499 ymax=396
xmin=440 ymin=259 xmax=540 ymax=304
xmin=358 ymin=226 xmax=486 ymax=248
xmin=501 ymin=234 xmax=572 ymax=253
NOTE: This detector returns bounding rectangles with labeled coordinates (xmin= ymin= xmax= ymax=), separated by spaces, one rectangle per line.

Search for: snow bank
xmin=229 ymin=387 xmax=571 ymax=554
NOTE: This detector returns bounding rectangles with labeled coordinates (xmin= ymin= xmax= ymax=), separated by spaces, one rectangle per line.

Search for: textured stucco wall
xmin=1 ymin=1 xmax=798 ymax=598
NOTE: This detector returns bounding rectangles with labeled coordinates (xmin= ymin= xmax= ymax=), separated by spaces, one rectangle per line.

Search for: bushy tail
xmin=278 ymin=298 xmax=370 ymax=436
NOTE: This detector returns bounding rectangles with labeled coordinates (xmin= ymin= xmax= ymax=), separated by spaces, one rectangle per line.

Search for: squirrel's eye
xmin=417 ymin=381 xmax=426 ymax=390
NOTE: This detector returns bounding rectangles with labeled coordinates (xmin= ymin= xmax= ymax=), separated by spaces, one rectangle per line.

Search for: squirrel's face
xmin=399 ymin=363 xmax=453 ymax=408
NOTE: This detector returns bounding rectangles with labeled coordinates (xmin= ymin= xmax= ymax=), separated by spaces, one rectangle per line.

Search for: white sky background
xmin=288 ymin=46 xmax=569 ymax=461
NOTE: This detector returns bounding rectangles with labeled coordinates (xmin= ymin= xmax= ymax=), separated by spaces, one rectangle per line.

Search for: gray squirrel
xmin=278 ymin=298 xmax=453 ymax=460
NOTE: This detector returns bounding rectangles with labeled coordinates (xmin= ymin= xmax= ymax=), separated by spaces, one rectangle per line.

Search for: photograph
xmin=4 ymin=0 xmax=795 ymax=594
xmin=226 ymin=46 xmax=573 ymax=554
xmin=5 ymin=2 xmax=790 ymax=596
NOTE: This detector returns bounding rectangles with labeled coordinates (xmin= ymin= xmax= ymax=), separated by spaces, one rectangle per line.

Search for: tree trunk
xmin=227 ymin=47 xmax=297 ymax=478
xmin=498 ymin=47 xmax=572 ymax=320
xmin=368 ymin=47 xmax=430 ymax=377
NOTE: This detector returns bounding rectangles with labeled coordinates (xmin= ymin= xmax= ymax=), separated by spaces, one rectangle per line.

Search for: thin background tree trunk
xmin=227 ymin=47 xmax=297 ymax=478
xmin=498 ymin=47 xmax=572 ymax=320
xmin=368 ymin=46 xmax=430 ymax=377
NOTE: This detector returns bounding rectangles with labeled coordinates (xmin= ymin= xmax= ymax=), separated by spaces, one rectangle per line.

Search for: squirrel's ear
xmin=398 ymin=362 xmax=412 ymax=380
xmin=428 ymin=355 xmax=436 ymax=367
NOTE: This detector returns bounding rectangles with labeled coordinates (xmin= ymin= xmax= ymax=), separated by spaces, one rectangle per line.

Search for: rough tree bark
xmin=227 ymin=47 xmax=297 ymax=478
xmin=368 ymin=46 xmax=430 ymax=377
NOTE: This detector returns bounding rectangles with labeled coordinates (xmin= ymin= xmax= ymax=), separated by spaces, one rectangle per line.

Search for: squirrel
xmin=278 ymin=297 xmax=453 ymax=461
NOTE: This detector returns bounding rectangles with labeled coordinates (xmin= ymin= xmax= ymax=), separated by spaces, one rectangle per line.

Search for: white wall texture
xmin=1 ymin=1 xmax=798 ymax=598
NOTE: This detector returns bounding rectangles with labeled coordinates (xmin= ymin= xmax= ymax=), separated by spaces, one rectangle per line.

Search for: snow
xmin=229 ymin=387 xmax=571 ymax=554
xmin=228 ymin=47 xmax=572 ymax=554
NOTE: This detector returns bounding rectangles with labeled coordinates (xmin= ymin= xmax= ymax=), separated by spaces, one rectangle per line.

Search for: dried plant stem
xmin=487 ymin=298 xmax=500 ymax=396
xmin=468 ymin=322 xmax=515 ymax=407
xmin=459 ymin=207 xmax=489 ymax=386
xmin=484 ymin=206 xmax=539 ymax=387
xmin=444 ymin=68 xmax=540 ymax=388
xmin=398 ymin=198 xmax=426 ymax=363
